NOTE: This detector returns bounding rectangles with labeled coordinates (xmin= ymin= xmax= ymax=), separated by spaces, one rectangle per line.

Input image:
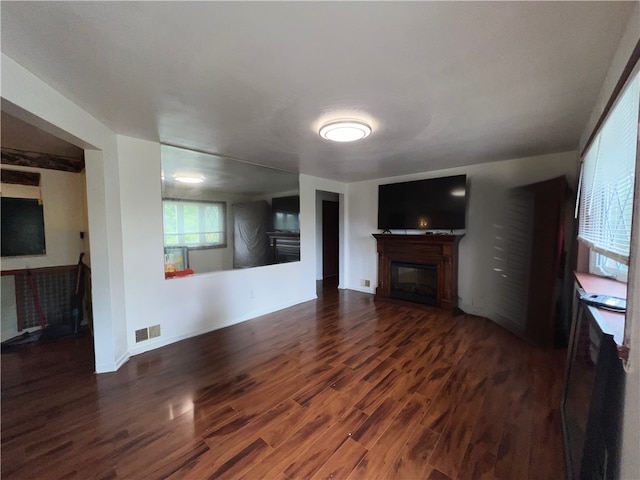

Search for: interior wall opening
xmin=0 ymin=109 xmax=94 ymax=364
xmin=315 ymin=190 xmax=341 ymax=293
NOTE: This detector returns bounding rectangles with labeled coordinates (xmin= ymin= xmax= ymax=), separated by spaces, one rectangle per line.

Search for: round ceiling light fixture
xmin=174 ymin=175 xmax=204 ymax=184
xmin=319 ymin=120 xmax=372 ymax=142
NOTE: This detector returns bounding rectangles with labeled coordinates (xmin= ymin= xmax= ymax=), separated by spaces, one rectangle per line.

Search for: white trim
xmin=127 ymin=294 xmax=317 ymax=357
xmin=95 ymin=351 xmax=130 ymax=374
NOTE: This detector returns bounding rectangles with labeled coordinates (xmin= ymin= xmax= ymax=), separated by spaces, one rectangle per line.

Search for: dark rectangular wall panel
xmin=1 ymin=197 xmax=46 ymax=257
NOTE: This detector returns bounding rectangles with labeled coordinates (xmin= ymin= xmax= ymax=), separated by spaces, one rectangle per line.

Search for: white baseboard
xmin=126 ymin=294 xmax=317 ymax=358
xmin=95 ymin=350 xmax=130 ymax=373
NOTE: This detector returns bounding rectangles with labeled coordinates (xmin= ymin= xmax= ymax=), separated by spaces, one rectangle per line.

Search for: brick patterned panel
xmin=14 ymin=267 xmax=77 ymax=329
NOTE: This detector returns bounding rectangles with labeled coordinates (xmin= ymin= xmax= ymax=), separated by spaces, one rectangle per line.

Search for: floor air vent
xmin=135 ymin=328 xmax=149 ymax=343
xmin=149 ymin=324 xmax=161 ymax=339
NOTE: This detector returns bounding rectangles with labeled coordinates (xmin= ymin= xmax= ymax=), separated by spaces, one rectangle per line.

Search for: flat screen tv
xmin=377 ymin=175 xmax=467 ymax=230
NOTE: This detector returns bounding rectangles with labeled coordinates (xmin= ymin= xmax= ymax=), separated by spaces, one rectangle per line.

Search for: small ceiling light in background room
xmin=319 ymin=120 xmax=372 ymax=142
xmin=174 ymin=175 xmax=204 ymax=184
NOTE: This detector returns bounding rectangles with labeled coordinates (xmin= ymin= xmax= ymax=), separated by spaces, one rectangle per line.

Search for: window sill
xmin=165 ymin=268 xmax=195 ymax=279
xmin=574 ymin=271 xmax=627 ymax=346
xmin=165 ymin=244 xmax=227 ymax=251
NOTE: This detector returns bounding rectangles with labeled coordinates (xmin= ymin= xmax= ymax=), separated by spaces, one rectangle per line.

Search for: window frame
xmin=162 ymin=198 xmax=227 ymax=249
xmin=589 ymin=250 xmax=629 ymax=283
xmin=577 ymin=67 xmax=639 ymax=283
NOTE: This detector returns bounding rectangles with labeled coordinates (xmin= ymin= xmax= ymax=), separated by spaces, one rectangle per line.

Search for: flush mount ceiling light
xmin=174 ymin=175 xmax=204 ymax=184
xmin=319 ymin=120 xmax=372 ymax=142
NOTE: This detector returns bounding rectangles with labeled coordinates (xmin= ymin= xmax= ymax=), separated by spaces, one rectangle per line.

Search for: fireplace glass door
xmin=390 ymin=262 xmax=438 ymax=306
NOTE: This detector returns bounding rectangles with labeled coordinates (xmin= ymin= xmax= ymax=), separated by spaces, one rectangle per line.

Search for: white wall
xmin=1 ymin=276 xmax=19 ymax=342
xmin=116 ymin=137 xmax=324 ymax=356
xmin=301 ymin=175 xmax=348 ymax=288
xmin=2 ymin=53 xmax=128 ymax=372
xmin=344 ymin=151 xmax=578 ymax=322
xmin=0 ymin=54 xmax=350 ymax=371
xmin=187 ymin=246 xmax=231 ymax=274
xmin=580 ymin=4 xmax=640 ymax=154
xmin=580 ymin=4 xmax=640 ymax=478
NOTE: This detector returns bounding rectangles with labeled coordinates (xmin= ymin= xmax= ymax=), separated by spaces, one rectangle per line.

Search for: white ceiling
xmin=0 ymin=2 xmax=633 ymax=183
xmin=1 ymin=111 xmax=84 ymax=160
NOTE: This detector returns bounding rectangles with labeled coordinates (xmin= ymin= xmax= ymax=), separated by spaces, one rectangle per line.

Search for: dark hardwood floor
xmin=1 ymin=285 xmax=566 ymax=479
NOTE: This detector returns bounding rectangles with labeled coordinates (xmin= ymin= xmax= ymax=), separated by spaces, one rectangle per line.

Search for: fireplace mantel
xmin=372 ymin=234 xmax=462 ymax=312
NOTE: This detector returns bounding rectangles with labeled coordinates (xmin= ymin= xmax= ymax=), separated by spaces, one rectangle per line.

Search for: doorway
xmin=322 ymin=200 xmax=339 ymax=280
xmin=0 ymin=110 xmax=93 ymax=359
xmin=316 ymin=190 xmax=341 ymax=294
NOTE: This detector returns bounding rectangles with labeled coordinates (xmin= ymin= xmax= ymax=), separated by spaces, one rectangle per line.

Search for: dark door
xmin=495 ymin=176 xmax=568 ymax=348
xmin=522 ymin=176 xmax=568 ymax=348
xmin=322 ymin=200 xmax=339 ymax=279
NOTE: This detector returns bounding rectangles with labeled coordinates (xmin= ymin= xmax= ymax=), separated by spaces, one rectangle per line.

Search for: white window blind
xmin=578 ymin=71 xmax=639 ymax=265
xmin=163 ymin=200 xmax=226 ymax=247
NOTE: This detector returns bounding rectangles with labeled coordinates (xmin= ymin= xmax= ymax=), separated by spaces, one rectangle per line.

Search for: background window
xmin=162 ymin=200 xmax=226 ymax=248
xmin=590 ymin=251 xmax=629 ymax=283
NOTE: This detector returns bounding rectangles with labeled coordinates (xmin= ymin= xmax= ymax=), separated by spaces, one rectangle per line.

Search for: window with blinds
xmin=162 ymin=199 xmax=226 ymax=248
xmin=578 ymin=69 xmax=639 ymax=281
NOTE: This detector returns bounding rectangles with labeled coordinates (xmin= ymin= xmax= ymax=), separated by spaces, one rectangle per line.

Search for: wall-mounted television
xmin=377 ymin=175 xmax=467 ymax=230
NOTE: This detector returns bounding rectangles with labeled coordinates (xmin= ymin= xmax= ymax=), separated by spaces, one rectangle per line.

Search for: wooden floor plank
xmin=527 ymin=348 xmax=566 ymax=480
xmin=384 ymin=424 xmax=440 ymax=480
xmin=238 ymin=411 xmax=336 ymax=479
xmin=348 ymin=393 xmax=430 ymax=480
xmin=283 ymin=407 xmax=368 ymax=479
xmin=1 ymin=285 xmax=566 ymax=479
xmin=426 ymin=466 xmax=456 ymax=480
xmin=310 ymin=437 xmax=368 ymax=480
xmin=457 ymin=443 xmax=498 ymax=480
xmin=351 ymin=397 xmax=404 ymax=449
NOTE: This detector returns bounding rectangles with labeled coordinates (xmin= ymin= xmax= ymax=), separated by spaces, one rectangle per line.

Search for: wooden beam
xmin=1 ymin=147 xmax=84 ymax=173
xmin=0 ymin=168 xmax=40 ymax=186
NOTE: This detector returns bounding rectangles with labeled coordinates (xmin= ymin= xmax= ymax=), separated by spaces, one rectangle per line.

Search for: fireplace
xmin=391 ymin=262 xmax=438 ymax=306
xmin=372 ymin=234 xmax=462 ymax=311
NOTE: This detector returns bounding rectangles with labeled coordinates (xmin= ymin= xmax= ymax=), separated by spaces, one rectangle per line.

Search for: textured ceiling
xmin=0 ymin=2 xmax=633 ymax=182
